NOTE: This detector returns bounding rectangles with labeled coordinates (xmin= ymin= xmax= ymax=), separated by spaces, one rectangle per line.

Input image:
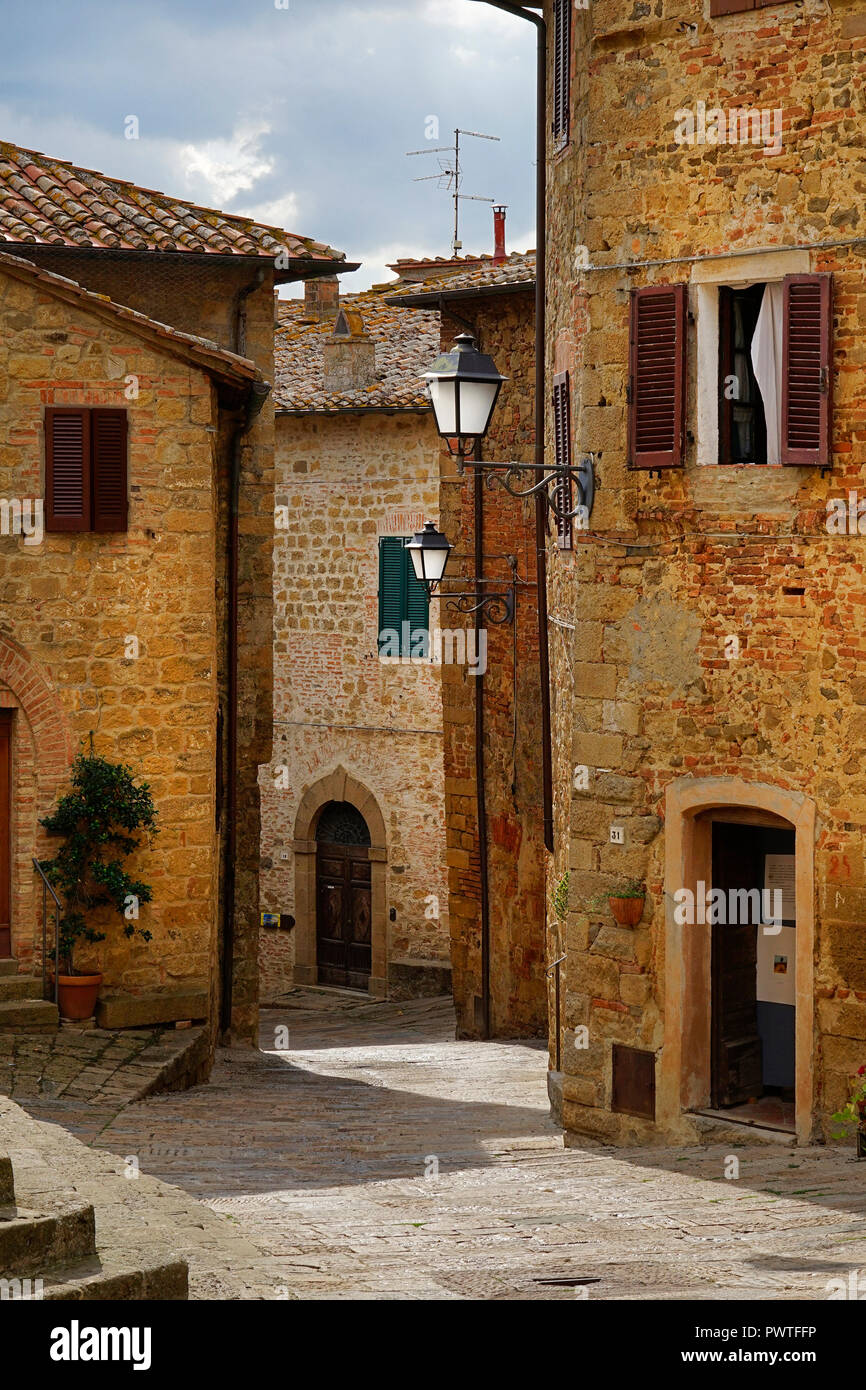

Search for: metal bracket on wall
xmin=470 ymin=453 xmax=596 ymax=528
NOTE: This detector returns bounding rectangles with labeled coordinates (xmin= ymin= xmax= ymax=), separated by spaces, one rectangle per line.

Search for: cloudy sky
xmin=1 ymin=0 xmax=537 ymax=293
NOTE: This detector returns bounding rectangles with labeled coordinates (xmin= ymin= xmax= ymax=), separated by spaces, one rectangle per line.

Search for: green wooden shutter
xmin=378 ymin=538 xmax=430 ymax=657
xmin=404 ymin=545 xmax=430 ymax=657
xmin=378 ymin=537 xmax=406 ymax=655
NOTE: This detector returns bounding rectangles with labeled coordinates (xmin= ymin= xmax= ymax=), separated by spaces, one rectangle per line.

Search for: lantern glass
xmin=457 ymin=379 xmax=500 ymax=438
xmin=405 ymin=522 xmax=452 ymax=592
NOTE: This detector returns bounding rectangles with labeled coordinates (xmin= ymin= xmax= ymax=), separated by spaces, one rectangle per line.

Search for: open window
xmin=696 ymin=272 xmax=832 ymax=468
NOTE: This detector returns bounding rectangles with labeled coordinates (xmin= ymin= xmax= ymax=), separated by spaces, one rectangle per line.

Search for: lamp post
xmin=405 ymin=521 xmax=514 ymax=623
xmin=423 ymin=333 xmax=595 ymax=527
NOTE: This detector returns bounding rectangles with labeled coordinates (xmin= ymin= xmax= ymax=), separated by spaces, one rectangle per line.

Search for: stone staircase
xmin=0 ymin=958 xmax=59 ymax=1033
xmin=0 ymin=1149 xmax=187 ymax=1300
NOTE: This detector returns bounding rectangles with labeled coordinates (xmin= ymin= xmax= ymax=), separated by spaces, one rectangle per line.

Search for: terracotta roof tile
xmin=274 ymin=284 xmax=439 ymax=413
xmin=386 ymin=251 xmax=536 ymax=304
xmin=0 ymin=141 xmax=347 ymax=265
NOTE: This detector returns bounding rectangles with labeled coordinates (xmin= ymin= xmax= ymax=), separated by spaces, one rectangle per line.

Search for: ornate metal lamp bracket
xmin=477 ymin=453 xmax=596 ymax=527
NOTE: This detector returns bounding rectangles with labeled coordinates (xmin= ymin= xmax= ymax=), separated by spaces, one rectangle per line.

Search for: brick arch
xmin=660 ymin=775 xmax=815 ymax=1145
xmin=294 ymin=764 xmax=387 ymax=850
xmin=0 ymin=634 xmax=72 ymax=966
xmin=292 ymin=766 xmax=388 ymax=996
xmin=0 ymin=633 xmax=72 ymax=783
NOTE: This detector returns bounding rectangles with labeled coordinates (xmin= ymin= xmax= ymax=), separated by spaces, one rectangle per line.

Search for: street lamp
xmin=405 ymin=522 xmax=453 ymax=596
xmin=405 ymin=522 xmax=515 ymax=624
xmin=424 ymin=333 xmax=507 ymax=457
xmin=423 ymin=333 xmax=595 ymax=527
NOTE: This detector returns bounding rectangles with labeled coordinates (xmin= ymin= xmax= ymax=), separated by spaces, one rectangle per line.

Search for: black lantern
xmin=424 ymin=333 xmax=506 ymax=451
xmin=404 ymin=522 xmax=453 ymax=596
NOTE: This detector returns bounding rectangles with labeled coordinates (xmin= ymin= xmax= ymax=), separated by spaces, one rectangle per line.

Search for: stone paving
xmin=90 ymin=989 xmax=866 ymax=1301
xmin=0 ymin=1025 xmax=206 ymax=1143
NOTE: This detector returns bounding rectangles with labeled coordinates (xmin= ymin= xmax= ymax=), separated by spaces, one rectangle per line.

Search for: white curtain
xmin=751 ymin=282 xmax=784 ymax=466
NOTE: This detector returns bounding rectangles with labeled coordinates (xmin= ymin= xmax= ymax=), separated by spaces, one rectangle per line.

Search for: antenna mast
xmin=407 ymin=127 xmax=500 ymax=256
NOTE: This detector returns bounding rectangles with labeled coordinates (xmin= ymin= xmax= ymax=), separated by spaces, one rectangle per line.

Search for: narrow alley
xmin=91 ymin=993 xmax=866 ymax=1301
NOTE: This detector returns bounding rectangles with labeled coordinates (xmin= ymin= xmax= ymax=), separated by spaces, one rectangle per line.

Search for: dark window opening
xmin=719 ymin=284 xmax=767 ymax=466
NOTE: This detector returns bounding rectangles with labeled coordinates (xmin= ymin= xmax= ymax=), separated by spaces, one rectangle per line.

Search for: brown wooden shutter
xmin=710 ymin=0 xmax=755 ymax=15
xmin=627 ymin=283 xmax=688 ymax=470
xmin=552 ymin=0 xmax=571 ymax=145
xmin=45 ymin=408 xmax=90 ymax=532
xmin=781 ymin=273 xmax=832 ymax=468
xmin=92 ymin=409 xmax=129 ymax=531
xmin=553 ymin=372 xmax=573 ymax=550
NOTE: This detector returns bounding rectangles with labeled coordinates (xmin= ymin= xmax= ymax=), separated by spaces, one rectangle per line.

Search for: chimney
xmin=304 ymin=275 xmax=340 ymax=321
xmin=322 ymin=306 xmax=377 ymax=392
xmin=493 ymin=206 xmax=507 ymax=266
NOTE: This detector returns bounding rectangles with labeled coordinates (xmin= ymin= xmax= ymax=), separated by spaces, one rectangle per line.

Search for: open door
xmin=0 ymin=712 xmax=11 ymax=957
xmin=711 ymin=822 xmax=763 ymax=1107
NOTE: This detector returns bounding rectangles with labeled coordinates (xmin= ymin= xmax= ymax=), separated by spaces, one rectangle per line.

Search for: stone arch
xmin=292 ymin=766 xmax=388 ymax=996
xmin=0 ymin=634 xmax=72 ymax=965
xmin=660 ymin=776 xmax=815 ymax=1145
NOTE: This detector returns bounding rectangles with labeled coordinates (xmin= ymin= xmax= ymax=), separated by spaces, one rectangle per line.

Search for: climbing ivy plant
xmin=39 ymin=745 xmax=159 ymax=975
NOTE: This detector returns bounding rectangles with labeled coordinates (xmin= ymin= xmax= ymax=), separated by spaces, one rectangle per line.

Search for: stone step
xmin=0 ymin=959 xmax=19 ymax=977
xmin=0 ymin=1202 xmax=96 ymax=1278
xmin=41 ymin=1254 xmax=188 ymax=1301
xmin=0 ymin=976 xmax=43 ymax=1003
xmin=0 ymin=999 xmax=59 ymax=1032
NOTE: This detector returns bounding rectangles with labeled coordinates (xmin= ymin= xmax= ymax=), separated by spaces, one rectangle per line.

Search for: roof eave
xmin=385 ymin=280 xmax=536 ymax=308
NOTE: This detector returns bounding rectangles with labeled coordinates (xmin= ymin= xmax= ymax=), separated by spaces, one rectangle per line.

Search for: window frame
xmin=44 ymin=405 xmax=129 ymax=534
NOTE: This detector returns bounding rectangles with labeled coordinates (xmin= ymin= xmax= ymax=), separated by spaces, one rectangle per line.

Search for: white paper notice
xmin=757 ymin=924 xmax=796 ymax=1006
xmin=763 ymin=854 xmax=796 ymax=924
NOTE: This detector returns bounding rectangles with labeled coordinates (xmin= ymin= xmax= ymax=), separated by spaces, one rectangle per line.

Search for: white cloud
xmin=234 ymin=192 xmax=300 ymax=231
xmin=422 ymin=0 xmax=520 ymax=35
xmin=177 ymin=119 xmax=274 ymax=206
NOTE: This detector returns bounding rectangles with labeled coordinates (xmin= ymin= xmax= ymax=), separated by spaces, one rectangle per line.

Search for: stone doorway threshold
xmin=693 ymin=1096 xmax=795 ymax=1135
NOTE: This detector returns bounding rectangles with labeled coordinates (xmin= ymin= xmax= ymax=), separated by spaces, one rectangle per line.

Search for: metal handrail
xmin=546 ymin=950 xmax=567 ymax=1073
xmin=32 ymin=859 xmax=60 ymax=1006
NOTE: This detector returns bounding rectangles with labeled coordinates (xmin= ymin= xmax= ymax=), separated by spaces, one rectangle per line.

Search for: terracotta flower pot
xmin=608 ymin=895 xmax=645 ymax=927
xmin=56 ymin=973 xmax=103 ymax=1021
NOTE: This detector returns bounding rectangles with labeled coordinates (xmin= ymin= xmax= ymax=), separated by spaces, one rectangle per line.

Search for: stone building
xmin=390 ymin=252 xmax=547 ymax=1038
xmin=258 ymin=277 xmax=451 ymax=1002
xmin=0 ymin=142 xmax=350 ymax=1041
xmin=541 ymin=0 xmax=866 ymax=1143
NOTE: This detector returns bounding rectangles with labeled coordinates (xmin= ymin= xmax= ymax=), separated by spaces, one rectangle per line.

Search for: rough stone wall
xmin=0 ymin=268 xmax=220 ymax=998
xmin=258 ymin=409 xmax=450 ymax=1002
xmin=19 ymin=248 xmax=278 ymax=1042
xmin=438 ymin=292 xmax=546 ymax=1038
xmin=544 ymin=0 xmax=866 ymax=1139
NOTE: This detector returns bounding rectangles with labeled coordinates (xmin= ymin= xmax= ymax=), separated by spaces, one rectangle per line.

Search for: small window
xmin=45 ymin=407 xmax=128 ymax=533
xmin=552 ymin=0 xmax=571 ymax=147
xmin=553 ymin=372 xmax=573 ymax=549
xmin=377 ymin=536 xmax=430 ymax=658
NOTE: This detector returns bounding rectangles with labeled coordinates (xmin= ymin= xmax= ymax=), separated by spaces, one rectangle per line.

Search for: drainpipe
xmin=220 ymin=269 xmax=271 ymax=1040
xmin=474 ymin=446 xmax=491 ymax=1039
xmin=471 ymin=1 xmax=553 ymax=852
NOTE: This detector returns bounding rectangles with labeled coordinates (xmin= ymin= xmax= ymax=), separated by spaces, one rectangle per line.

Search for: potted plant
xmin=590 ymin=877 xmax=646 ymax=927
xmin=831 ymin=1066 xmax=866 ymax=1159
xmin=40 ymin=745 xmax=158 ymax=1021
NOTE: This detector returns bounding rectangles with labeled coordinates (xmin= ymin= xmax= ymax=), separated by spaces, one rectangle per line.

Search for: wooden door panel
xmin=316 ymin=841 xmax=372 ymax=989
xmin=712 ymin=823 xmax=763 ymax=1107
xmin=0 ymin=714 xmax=11 ymax=957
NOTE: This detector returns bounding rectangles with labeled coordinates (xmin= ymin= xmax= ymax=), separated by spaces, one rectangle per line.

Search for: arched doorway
xmin=661 ymin=776 xmax=815 ymax=1144
xmin=315 ymin=801 xmax=372 ymax=990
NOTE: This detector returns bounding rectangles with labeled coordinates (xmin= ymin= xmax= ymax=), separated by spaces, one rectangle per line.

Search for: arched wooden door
xmin=0 ymin=712 xmax=12 ymax=957
xmin=315 ymin=801 xmax=372 ymax=990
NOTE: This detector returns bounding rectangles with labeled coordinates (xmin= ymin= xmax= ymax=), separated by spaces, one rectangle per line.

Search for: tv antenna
xmin=407 ymin=127 xmax=500 ymax=256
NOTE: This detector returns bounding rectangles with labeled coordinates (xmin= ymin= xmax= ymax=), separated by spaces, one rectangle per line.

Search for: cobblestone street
xmin=88 ymin=991 xmax=866 ymax=1301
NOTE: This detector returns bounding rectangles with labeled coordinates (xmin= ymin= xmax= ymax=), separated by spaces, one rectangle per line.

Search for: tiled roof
xmin=274 ymin=285 xmax=439 ymax=413
xmin=0 ymin=250 xmax=259 ymax=387
xmin=0 ymin=141 xmax=347 ymax=265
xmin=386 ymin=251 xmax=536 ymax=304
